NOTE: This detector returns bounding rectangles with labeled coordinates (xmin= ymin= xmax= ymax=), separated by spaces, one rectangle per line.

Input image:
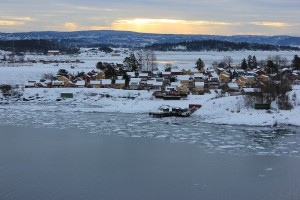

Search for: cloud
xmin=0 ymin=20 xmax=24 ymax=26
xmin=64 ymin=22 xmax=78 ymax=31
xmin=250 ymin=22 xmax=292 ymax=27
xmin=112 ymin=18 xmax=238 ymax=34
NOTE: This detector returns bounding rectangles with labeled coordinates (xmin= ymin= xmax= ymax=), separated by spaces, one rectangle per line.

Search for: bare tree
xmin=222 ymin=56 xmax=233 ymax=68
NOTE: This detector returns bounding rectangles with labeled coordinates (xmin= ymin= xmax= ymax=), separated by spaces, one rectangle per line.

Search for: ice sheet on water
xmin=0 ymin=109 xmax=299 ymax=157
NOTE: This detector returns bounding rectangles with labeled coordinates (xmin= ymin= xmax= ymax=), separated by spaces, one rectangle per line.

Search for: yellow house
xmin=237 ymin=75 xmax=256 ymax=87
xmin=89 ymin=81 xmax=101 ymax=88
xmin=57 ymin=76 xmax=70 ymax=87
xmin=219 ymin=72 xmax=231 ymax=83
xmin=115 ymin=80 xmax=126 ymax=89
xmin=176 ymin=85 xmax=190 ymax=94
xmin=257 ymin=74 xmax=269 ymax=83
xmin=194 ymin=82 xmax=205 ymax=92
xmin=237 ymin=78 xmax=246 ymax=87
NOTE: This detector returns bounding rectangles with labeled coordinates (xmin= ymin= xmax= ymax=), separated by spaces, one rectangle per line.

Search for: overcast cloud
xmin=0 ymin=0 xmax=299 ymax=35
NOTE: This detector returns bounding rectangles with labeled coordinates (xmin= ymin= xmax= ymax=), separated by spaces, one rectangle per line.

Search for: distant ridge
xmin=0 ymin=30 xmax=300 ymax=47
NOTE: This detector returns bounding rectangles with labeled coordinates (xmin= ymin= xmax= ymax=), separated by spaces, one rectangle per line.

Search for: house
xmin=101 ymin=79 xmax=112 ymax=88
xmin=257 ymin=74 xmax=269 ymax=83
xmin=219 ymin=72 xmax=231 ymax=83
xmin=52 ymin=81 xmax=64 ymax=87
xmin=89 ymin=81 xmax=101 ymax=88
xmin=227 ymin=82 xmax=239 ymax=92
xmin=194 ymin=73 xmax=206 ymax=82
xmin=75 ymin=81 xmax=86 ymax=88
xmin=147 ymin=80 xmax=163 ymax=90
xmin=194 ymin=82 xmax=205 ymax=94
xmin=129 ymin=78 xmax=141 ymax=90
xmin=24 ymin=81 xmax=36 ymax=88
xmin=237 ymin=76 xmax=256 ymax=88
xmin=171 ymin=69 xmax=183 ymax=76
xmin=162 ymin=72 xmax=171 ymax=79
xmin=241 ymin=88 xmax=262 ymax=96
xmin=126 ymin=72 xmax=137 ymax=78
xmin=208 ymin=73 xmax=220 ymax=89
xmin=176 ymin=75 xmax=193 ymax=87
xmin=47 ymin=50 xmax=60 ymax=56
xmin=115 ymin=79 xmax=126 ymax=89
xmin=215 ymin=67 xmax=225 ymax=75
xmin=57 ymin=76 xmax=70 ymax=87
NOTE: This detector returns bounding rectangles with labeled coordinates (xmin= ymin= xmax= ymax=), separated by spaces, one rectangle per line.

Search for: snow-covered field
xmin=1 ymin=50 xmax=300 ymax=127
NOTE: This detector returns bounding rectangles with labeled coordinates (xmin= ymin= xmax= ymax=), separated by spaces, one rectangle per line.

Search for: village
xmin=15 ymin=49 xmax=299 ymax=110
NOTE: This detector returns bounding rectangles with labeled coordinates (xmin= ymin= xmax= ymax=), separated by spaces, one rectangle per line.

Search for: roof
xmin=90 ymin=81 xmax=101 ymax=85
xmin=228 ymin=83 xmax=239 ymax=89
xmin=138 ymin=73 xmax=149 ymax=77
xmin=101 ymin=79 xmax=112 ymax=85
xmin=53 ymin=81 xmax=64 ymax=85
xmin=176 ymin=75 xmax=192 ymax=81
xmin=194 ymin=73 xmax=205 ymax=78
xmin=76 ymin=81 xmax=85 ymax=86
xmin=195 ymin=82 xmax=205 ymax=87
xmin=115 ymin=80 xmax=125 ymax=84
xmin=242 ymin=88 xmax=261 ymax=93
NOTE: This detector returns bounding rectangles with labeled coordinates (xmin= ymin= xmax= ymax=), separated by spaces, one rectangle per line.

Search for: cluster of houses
xmin=24 ymin=65 xmax=300 ymax=98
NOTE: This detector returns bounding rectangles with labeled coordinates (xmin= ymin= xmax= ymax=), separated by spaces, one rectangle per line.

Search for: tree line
xmin=0 ymin=39 xmax=79 ymax=54
xmin=144 ymin=40 xmax=300 ymax=51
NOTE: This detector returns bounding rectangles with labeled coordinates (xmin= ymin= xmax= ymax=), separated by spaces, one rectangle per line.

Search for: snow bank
xmin=1 ymin=86 xmax=300 ymax=127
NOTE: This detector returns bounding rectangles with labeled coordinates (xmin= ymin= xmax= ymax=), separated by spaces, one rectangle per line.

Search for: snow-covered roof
xmin=76 ymin=81 xmax=85 ymax=86
xmin=171 ymin=69 xmax=181 ymax=73
xmin=194 ymin=73 xmax=205 ymax=78
xmin=90 ymin=81 xmax=101 ymax=85
xmin=115 ymin=80 xmax=125 ymax=84
xmin=228 ymin=83 xmax=239 ymax=89
xmin=101 ymin=79 xmax=112 ymax=85
xmin=126 ymin=72 xmax=136 ymax=77
xmin=130 ymin=78 xmax=142 ymax=82
xmin=162 ymin=72 xmax=171 ymax=75
xmin=152 ymin=82 xmax=163 ymax=86
xmin=195 ymin=82 xmax=205 ymax=87
xmin=176 ymin=75 xmax=192 ymax=81
xmin=171 ymin=82 xmax=181 ymax=87
xmin=24 ymin=82 xmax=35 ymax=87
xmin=138 ymin=73 xmax=149 ymax=77
xmin=53 ymin=81 xmax=64 ymax=86
xmin=242 ymin=88 xmax=261 ymax=93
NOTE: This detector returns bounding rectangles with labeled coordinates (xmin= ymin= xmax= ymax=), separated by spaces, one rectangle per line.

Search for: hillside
xmin=0 ymin=30 xmax=300 ymax=47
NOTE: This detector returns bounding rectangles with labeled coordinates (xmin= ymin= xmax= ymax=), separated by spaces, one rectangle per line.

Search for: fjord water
xmin=0 ymin=111 xmax=300 ymax=200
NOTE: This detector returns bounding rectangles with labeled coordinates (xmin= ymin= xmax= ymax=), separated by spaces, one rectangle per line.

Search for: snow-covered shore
xmin=1 ymin=86 xmax=299 ymax=127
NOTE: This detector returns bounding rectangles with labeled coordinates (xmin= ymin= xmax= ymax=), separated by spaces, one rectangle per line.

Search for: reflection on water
xmin=0 ymin=109 xmax=299 ymax=157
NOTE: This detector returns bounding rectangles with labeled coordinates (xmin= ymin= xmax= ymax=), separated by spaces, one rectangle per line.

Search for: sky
xmin=0 ymin=0 xmax=299 ymax=36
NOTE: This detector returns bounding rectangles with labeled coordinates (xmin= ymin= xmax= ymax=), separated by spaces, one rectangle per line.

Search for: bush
xmin=0 ymin=84 xmax=12 ymax=96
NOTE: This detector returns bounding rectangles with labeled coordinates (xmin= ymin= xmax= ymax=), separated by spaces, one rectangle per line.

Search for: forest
xmin=0 ymin=39 xmax=79 ymax=54
xmin=144 ymin=40 xmax=300 ymax=51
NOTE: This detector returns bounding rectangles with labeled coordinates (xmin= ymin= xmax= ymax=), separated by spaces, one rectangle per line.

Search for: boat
xmin=149 ymin=104 xmax=201 ymax=118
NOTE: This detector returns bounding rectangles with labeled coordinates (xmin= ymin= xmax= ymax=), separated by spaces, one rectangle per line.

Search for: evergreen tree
xmin=195 ymin=58 xmax=205 ymax=71
xmin=241 ymin=58 xmax=248 ymax=70
xmin=57 ymin=69 xmax=69 ymax=77
xmin=123 ymin=53 xmax=138 ymax=71
xmin=266 ymin=60 xmax=278 ymax=74
xmin=247 ymin=55 xmax=253 ymax=69
xmin=96 ymin=62 xmax=105 ymax=71
xmin=292 ymin=55 xmax=300 ymax=70
xmin=252 ymin=56 xmax=258 ymax=68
